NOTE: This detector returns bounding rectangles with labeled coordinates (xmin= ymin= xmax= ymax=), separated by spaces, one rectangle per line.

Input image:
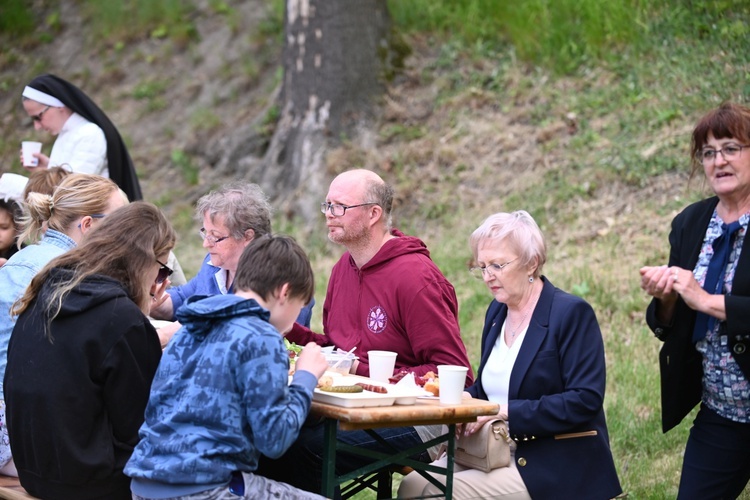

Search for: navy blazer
xmin=467 ymin=277 xmax=621 ymax=500
xmin=646 ymin=197 xmax=750 ymax=432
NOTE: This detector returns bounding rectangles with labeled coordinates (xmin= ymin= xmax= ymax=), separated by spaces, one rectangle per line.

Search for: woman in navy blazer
xmin=640 ymin=102 xmax=750 ymax=499
xmin=400 ymin=211 xmax=621 ymax=499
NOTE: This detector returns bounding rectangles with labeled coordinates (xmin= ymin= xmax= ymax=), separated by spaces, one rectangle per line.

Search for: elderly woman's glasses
xmin=469 ymin=258 xmax=518 ymax=280
xmin=155 ymin=259 xmax=173 ymax=284
xmin=320 ymin=202 xmax=379 ymax=217
xmin=31 ymin=106 xmax=51 ymax=123
xmin=199 ymin=228 xmax=230 ymax=245
xmin=698 ymin=144 xmax=749 ymax=164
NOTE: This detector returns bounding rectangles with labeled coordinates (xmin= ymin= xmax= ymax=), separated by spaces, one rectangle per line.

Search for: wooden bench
xmin=0 ymin=476 xmax=35 ymax=500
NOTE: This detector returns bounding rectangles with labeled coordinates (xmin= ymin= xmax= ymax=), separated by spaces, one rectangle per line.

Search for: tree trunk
xmin=257 ymin=0 xmax=394 ymax=221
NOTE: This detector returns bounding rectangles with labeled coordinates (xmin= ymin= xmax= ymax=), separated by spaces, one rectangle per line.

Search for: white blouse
xmin=481 ymin=321 xmax=527 ymax=405
xmin=49 ymin=113 xmax=108 ymax=177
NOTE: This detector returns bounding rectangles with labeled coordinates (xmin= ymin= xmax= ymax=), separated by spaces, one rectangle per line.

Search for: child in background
xmin=23 ymin=165 xmax=72 ymax=199
xmin=0 ymin=199 xmax=21 ymax=266
xmin=125 ymin=235 xmax=327 ymax=500
xmin=0 ymin=173 xmax=28 ymax=267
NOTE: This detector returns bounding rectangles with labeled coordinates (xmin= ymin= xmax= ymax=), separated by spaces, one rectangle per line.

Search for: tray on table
xmin=312 ymin=374 xmax=429 ymax=408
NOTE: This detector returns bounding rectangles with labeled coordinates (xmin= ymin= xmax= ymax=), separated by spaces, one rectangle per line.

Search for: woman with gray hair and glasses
xmin=150 ymin=181 xmax=314 ymax=328
xmin=399 ymin=210 xmax=621 ymax=499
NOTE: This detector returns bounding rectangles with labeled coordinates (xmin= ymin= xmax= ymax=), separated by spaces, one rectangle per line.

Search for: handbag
xmin=454 ymin=419 xmax=512 ymax=472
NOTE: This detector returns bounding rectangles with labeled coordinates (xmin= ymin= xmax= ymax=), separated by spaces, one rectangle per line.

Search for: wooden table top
xmin=311 ymin=397 xmax=499 ymax=431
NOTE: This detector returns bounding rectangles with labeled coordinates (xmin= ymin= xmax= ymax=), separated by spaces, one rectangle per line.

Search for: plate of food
xmin=313 ymin=375 xmax=396 ymax=407
xmin=390 ymin=370 xmax=440 ymax=398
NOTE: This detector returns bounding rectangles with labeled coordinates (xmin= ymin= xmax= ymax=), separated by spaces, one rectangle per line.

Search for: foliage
xmin=170 ymin=150 xmax=200 ymax=186
xmin=79 ymin=0 xmax=198 ymax=46
xmin=0 ymin=0 xmax=35 ymax=35
xmin=388 ymin=0 xmax=750 ymax=75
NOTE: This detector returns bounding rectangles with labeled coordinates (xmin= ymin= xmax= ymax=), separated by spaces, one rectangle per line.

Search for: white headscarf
xmin=22 ymin=86 xmax=65 ymax=108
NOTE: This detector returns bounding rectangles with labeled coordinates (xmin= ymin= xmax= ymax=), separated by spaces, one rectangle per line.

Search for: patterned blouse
xmin=695 ymin=211 xmax=750 ymax=423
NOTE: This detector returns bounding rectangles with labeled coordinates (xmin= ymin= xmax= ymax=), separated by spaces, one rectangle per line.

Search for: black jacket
xmin=646 ymin=197 xmax=750 ymax=432
xmin=4 ymin=268 xmax=161 ymax=500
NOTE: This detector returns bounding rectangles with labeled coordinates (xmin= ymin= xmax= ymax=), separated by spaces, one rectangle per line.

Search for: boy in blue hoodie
xmin=125 ymin=235 xmax=327 ymax=499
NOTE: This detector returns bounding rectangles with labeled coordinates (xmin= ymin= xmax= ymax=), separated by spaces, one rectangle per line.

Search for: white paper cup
xmin=437 ymin=365 xmax=468 ymax=405
xmin=21 ymin=141 xmax=42 ymax=167
xmin=368 ymin=350 xmax=397 ymax=382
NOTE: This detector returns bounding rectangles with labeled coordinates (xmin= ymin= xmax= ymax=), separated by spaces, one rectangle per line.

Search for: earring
xmin=528 ymin=276 xmax=534 ymax=283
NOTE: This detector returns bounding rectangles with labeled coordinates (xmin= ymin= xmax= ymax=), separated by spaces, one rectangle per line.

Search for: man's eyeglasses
xmin=320 ymin=202 xmax=379 ymax=217
xmin=697 ymin=144 xmax=749 ymax=164
xmin=199 ymin=228 xmax=230 ymax=245
xmin=155 ymin=259 xmax=174 ymax=284
xmin=31 ymin=106 xmax=51 ymax=123
xmin=469 ymin=258 xmax=518 ymax=280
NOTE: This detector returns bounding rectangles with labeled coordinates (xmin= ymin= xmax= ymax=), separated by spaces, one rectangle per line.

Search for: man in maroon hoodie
xmin=259 ymin=168 xmax=474 ymax=495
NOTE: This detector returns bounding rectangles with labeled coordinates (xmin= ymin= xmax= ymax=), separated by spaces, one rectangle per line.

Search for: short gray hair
xmin=364 ymin=177 xmax=394 ymax=230
xmin=195 ymin=181 xmax=272 ymax=238
xmin=469 ymin=210 xmax=547 ymax=278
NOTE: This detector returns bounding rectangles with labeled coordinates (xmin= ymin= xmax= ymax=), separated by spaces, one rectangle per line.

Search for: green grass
xmin=0 ymin=0 xmax=35 ymax=35
xmin=80 ymin=0 xmax=198 ymax=46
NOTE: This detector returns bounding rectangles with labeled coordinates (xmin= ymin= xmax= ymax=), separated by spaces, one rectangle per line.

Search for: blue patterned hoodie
xmin=125 ymin=294 xmax=318 ymax=494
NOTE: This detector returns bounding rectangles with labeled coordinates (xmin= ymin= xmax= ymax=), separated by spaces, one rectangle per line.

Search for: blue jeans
xmin=678 ymin=404 xmax=750 ymax=499
xmin=257 ymin=416 xmax=429 ymax=496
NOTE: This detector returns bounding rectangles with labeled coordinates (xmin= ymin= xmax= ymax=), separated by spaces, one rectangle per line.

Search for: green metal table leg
xmin=321 ymin=418 xmax=338 ymax=498
xmin=445 ymin=423 xmax=456 ymax=500
xmin=320 ymin=420 xmax=460 ymax=499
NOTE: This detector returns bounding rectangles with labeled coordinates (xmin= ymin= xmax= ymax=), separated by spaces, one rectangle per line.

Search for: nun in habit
xmin=21 ymin=74 xmax=142 ymax=202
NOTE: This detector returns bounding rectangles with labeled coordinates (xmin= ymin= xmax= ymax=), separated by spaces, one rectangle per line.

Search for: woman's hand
xmin=150 ymin=279 xmax=169 ymax=310
xmin=641 ymin=265 xmax=724 ymax=319
xmin=460 ymin=404 xmax=508 ymax=437
xmin=19 ymin=149 xmax=50 ymax=170
xmin=149 ymin=280 xmax=171 ymax=316
xmin=639 ymin=265 xmax=678 ymax=300
xmin=668 ymin=267 xmax=702 ymax=310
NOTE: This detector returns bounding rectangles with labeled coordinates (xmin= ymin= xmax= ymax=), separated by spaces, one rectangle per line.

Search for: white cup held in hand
xmin=22 ymin=141 xmax=42 ymax=167
xmin=437 ymin=365 xmax=468 ymax=405
xmin=368 ymin=350 xmax=397 ymax=382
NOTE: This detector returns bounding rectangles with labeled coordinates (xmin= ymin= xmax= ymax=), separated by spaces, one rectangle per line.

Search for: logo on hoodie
xmin=367 ymin=305 xmax=387 ymax=334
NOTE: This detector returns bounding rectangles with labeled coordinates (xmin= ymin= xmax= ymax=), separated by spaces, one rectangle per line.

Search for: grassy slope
xmin=308 ymin=8 xmax=750 ymax=496
xmin=2 ymin=1 xmax=750 ymax=498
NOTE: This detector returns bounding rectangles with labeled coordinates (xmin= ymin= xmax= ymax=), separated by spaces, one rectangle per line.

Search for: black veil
xmin=25 ymin=74 xmax=142 ymax=201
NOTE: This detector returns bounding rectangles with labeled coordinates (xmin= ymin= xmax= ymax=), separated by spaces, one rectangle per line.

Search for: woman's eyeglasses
xmin=199 ymin=228 xmax=230 ymax=245
xmin=155 ymin=259 xmax=174 ymax=284
xmin=697 ymin=144 xmax=749 ymax=164
xmin=469 ymin=258 xmax=518 ymax=280
xmin=31 ymin=106 xmax=51 ymax=123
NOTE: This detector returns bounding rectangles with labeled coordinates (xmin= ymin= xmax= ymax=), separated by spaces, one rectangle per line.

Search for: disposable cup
xmin=368 ymin=350 xmax=397 ymax=382
xmin=437 ymin=365 xmax=468 ymax=405
xmin=21 ymin=141 xmax=42 ymax=167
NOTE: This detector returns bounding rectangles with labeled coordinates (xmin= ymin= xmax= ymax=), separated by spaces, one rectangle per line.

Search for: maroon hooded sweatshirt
xmin=287 ymin=229 xmax=474 ymax=386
